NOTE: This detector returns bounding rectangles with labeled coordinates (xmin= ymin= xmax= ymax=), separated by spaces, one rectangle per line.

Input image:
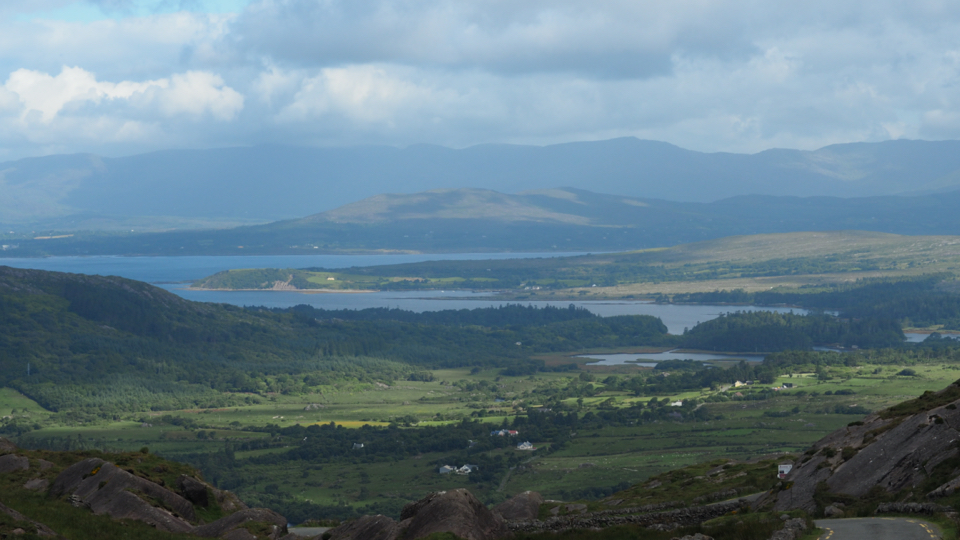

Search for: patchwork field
xmin=10 ymin=355 xmax=960 ymax=516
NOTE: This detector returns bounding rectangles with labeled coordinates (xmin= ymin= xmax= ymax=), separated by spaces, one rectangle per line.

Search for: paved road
xmin=816 ymin=518 xmax=942 ymax=540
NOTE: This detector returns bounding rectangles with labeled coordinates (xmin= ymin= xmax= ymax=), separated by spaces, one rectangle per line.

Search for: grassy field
xmin=192 ymin=232 xmax=960 ymax=296
xmin=11 ymin=354 xmax=960 ymax=516
xmin=0 ymin=387 xmax=50 ymax=417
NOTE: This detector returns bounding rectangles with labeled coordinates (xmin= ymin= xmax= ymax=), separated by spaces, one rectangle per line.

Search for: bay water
xmin=2 ymin=253 xmax=804 ymax=335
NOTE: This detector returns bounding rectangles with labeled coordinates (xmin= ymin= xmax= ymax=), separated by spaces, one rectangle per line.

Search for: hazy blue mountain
xmin=3 ymin=138 xmax=960 ymax=229
xmin=7 ymin=186 xmax=960 ymax=257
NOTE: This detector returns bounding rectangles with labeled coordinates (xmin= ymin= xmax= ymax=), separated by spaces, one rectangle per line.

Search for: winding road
xmin=816 ymin=518 xmax=942 ymax=540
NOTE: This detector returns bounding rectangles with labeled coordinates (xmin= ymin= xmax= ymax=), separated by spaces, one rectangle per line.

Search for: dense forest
xmin=0 ymin=267 xmax=671 ymax=413
xmin=679 ymin=311 xmax=905 ymax=351
xmin=666 ymin=275 xmax=960 ymax=329
xmin=1 ymin=266 xmax=956 ymax=420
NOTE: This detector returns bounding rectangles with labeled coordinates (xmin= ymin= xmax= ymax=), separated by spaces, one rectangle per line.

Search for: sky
xmin=1 ymin=0 xmax=959 ymax=161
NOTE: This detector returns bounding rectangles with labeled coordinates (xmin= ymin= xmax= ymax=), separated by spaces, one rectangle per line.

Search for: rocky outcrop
xmin=401 ymin=489 xmax=510 ymax=540
xmin=179 ymin=474 xmax=211 ymax=507
xmin=0 ymin=453 xmax=30 ymax=474
xmin=772 ymin=380 xmax=960 ymax=513
xmin=875 ymin=502 xmax=951 ymax=515
xmin=767 ymin=518 xmax=806 ymax=540
xmin=928 ymin=475 xmax=960 ymax=498
xmin=0 ymin=437 xmax=17 ymax=454
xmin=193 ymin=508 xmax=288 ymax=539
xmin=327 ymin=489 xmax=511 ymax=540
xmin=493 ymin=491 xmax=543 ymax=521
xmin=0 ymin=501 xmax=60 ymax=538
xmin=46 ymin=456 xmax=280 ymax=539
xmin=50 ymin=458 xmax=198 ymax=533
xmin=324 ymin=514 xmax=401 ymax=540
xmin=508 ymin=499 xmax=747 ymax=534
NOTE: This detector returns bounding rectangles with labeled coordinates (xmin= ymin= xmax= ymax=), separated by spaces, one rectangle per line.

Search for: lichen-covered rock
xmin=400 ymin=489 xmax=510 ymax=540
xmin=774 ymin=381 xmax=960 ymax=513
xmin=50 ymin=458 xmax=196 ymax=533
xmin=875 ymin=502 xmax=951 ymax=515
xmin=329 ymin=489 xmax=511 ymax=540
xmin=0 ymin=501 xmax=59 ymax=537
xmin=0 ymin=437 xmax=17 ymax=455
xmin=823 ymin=505 xmax=844 ymax=518
xmin=928 ymin=474 xmax=960 ymax=498
xmin=0 ymin=454 xmax=29 ymax=474
xmin=214 ymin=486 xmax=249 ymax=514
xmin=193 ymin=508 xmax=288 ymax=540
xmin=493 ymin=491 xmax=544 ymax=521
xmin=768 ymin=518 xmax=806 ymax=540
xmin=178 ymin=475 xmax=210 ymax=507
xmin=23 ymin=478 xmax=49 ymax=491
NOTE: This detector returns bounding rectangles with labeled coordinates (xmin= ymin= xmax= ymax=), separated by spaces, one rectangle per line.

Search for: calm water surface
xmin=2 ymin=254 xmax=806 ymax=335
xmin=577 ymin=351 xmax=766 ymax=366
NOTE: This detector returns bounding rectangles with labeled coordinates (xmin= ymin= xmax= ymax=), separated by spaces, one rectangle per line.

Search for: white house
xmin=517 ymin=441 xmax=536 ymax=451
xmin=456 ymin=464 xmax=479 ymax=475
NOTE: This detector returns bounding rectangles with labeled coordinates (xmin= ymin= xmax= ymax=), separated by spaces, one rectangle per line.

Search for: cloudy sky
xmin=1 ymin=0 xmax=959 ymax=161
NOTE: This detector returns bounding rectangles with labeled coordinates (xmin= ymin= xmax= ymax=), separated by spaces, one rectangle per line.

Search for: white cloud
xmin=3 ymin=66 xmax=242 ymax=122
xmin=6 ymin=66 xmax=161 ymax=122
xmin=2 ymin=0 xmax=960 ymax=158
xmin=156 ymin=71 xmax=244 ymax=119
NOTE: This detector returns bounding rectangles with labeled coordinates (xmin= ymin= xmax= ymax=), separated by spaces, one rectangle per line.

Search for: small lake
xmin=1 ymin=254 xmax=806 ymax=335
xmin=577 ymin=351 xmax=766 ymax=366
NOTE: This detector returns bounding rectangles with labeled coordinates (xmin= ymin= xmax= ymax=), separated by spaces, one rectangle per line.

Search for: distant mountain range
xmin=4 ymin=138 xmax=960 ymax=230
xmin=7 ymin=187 xmax=960 ymax=256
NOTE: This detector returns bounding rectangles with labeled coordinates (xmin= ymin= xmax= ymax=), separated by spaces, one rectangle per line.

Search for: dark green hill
xmin=0 ymin=266 xmax=673 ymax=416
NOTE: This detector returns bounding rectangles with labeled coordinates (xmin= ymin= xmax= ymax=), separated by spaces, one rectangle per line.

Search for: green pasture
xmin=12 ymin=357 xmax=960 ymax=514
xmin=0 ymin=387 xmax=49 ymax=417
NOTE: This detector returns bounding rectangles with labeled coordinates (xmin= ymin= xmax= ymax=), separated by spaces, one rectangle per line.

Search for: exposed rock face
xmin=179 ymin=474 xmax=211 ymax=507
xmin=768 ymin=518 xmax=807 ymax=540
xmin=0 ymin=501 xmax=60 ymax=537
xmin=400 ymin=489 xmax=510 ymax=540
xmin=50 ymin=458 xmax=197 ymax=533
xmin=823 ymin=505 xmax=844 ymax=518
xmin=0 ymin=437 xmax=17 ymax=454
xmin=0 ymin=454 xmax=30 ymax=474
xmin=493 ymin=491 xmax=544 ymax=521
xmin=193 ymin=508 xmax=288 ymax=539
xmin=47 ymin=456 xmax=280 ymax=539
xmin=772 ymin=381 xmax=960 ymax=513
xmin=328 ymin=489 xmax=511 ymax=540
xmin=875 ymin=502 xmax=951 ymax=514
xmin=23 ymin=478 xmax=50 ymax=491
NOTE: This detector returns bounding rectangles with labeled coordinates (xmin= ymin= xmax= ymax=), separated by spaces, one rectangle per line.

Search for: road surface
xmin=816 ymin=517 xmax=941 ymax=540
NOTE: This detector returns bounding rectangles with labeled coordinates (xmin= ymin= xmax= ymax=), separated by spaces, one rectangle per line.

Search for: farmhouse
xmin=517 ymin=441 xmax=536 ymax=451
xmin=491 ymin=429 xmax=519 ymax=436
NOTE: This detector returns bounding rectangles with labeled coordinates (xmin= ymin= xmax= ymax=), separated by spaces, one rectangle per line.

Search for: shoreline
xmin=187 ymin=286 xmax=377 ymax=294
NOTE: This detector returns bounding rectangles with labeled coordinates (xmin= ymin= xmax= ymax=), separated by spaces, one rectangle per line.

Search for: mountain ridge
xmin=5 ymin=138 xmax=960 ymax=229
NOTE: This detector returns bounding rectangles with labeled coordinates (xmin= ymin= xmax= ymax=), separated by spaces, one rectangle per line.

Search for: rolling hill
xmin=4 ymin=138 xmax=960 ymax=230
xmin=8 ymin=186 xmax=960 ymax=256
